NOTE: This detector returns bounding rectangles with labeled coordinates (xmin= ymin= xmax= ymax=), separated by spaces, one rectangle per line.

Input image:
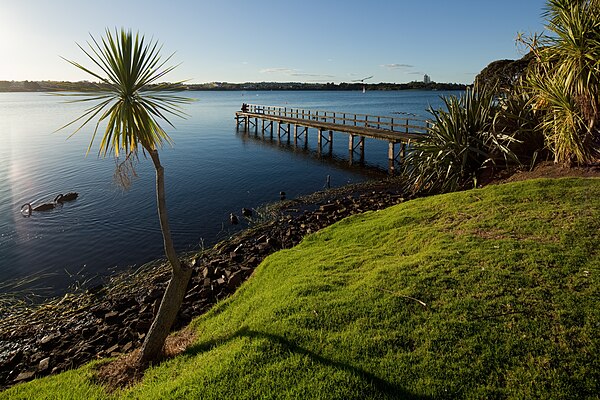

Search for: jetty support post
xmin=278 ymin=121 xmax=290 ymax=142
xmin=304 ymin=127 xmax=308 ymax=148
xmin=349 ymin=134 xmax=366 ymax=163
xmin=317 ymin=128 xmax=323 ymax=153
xmin=388 ymin=141 xmax=396 ymax=174
xmin=294 ymin=124 xmax=298 ymax=146
xmin=388 ymin=141 xmax=409 ymax=174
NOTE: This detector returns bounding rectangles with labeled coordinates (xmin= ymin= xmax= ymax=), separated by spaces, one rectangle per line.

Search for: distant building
xmin=424 ymin=74 xmax=431 ymax=84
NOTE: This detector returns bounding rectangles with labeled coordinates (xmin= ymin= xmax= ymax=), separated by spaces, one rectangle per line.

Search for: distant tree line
xmin=186 ymin=81 xmax=467 ymax=91
xmin=0 ymin=80 xmax=106 ymax=92
xmin=0 ymin=80 xmax=467 ymax=92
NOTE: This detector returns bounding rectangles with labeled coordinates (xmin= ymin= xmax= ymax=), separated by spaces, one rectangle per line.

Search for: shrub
xmin=401 ymin=86 xmax=519 ymax=195
xmin=494 ymin=86 xmax=546 ymax=167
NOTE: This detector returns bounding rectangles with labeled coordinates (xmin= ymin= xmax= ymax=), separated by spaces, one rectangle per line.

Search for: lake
xmin=0 ymin=90 xmax=455 ymax=297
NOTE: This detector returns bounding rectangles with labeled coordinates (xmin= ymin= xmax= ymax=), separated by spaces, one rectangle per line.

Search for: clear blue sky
xmin=0 ymin=0 xmax=547 ymax=84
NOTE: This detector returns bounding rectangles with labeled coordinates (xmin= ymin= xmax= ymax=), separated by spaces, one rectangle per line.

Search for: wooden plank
xmin=238 ymin=112 xmax=422 ymax=143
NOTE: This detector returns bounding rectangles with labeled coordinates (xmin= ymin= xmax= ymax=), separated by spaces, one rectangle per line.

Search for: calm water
xmin=0 ymin=90 xmax=453 ymax=297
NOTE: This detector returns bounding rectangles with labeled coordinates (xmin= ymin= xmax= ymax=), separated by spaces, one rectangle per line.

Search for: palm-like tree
xmin=62 ymin=28 xmax=193 ymax=363
xmin=525 ymin=0 xmax=600 ymax=165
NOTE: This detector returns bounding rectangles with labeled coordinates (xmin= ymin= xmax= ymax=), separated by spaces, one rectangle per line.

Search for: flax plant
xmin=494 ymin=86 xmax=545 ymax=166
xmin=402 ymin=86 xmax=518 ymax=194
xmin=524 ymin=0 xmax=600 ymax=165
xmin=61 ymin=28 xmax=193 ymax=364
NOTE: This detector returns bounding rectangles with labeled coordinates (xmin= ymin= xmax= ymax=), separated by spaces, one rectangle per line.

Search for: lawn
xmin=3 ymin=178 xmax=599 ymax=399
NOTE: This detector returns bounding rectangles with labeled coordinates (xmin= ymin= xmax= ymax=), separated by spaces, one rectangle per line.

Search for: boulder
xmin=38 ymin=357 xmax=50 ymax=372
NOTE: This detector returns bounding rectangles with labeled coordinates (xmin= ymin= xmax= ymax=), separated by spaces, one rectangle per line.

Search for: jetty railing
xmin=245 ymin=104 xmax=429 ymax=134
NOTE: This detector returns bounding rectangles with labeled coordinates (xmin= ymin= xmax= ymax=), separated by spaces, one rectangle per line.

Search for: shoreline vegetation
xmin=0 ymin=176 xmax=410 ymax=389
xmin=0 ymin=80 xmax=467 ymax=93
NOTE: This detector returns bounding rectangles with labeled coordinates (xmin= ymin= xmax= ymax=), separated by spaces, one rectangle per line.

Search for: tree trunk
xmin=139 ymin=148 xmax=193 ymax=364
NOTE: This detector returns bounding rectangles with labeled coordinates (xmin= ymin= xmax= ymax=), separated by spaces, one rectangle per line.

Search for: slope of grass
xmin=3 ymin=178 xmax=599 ymax=399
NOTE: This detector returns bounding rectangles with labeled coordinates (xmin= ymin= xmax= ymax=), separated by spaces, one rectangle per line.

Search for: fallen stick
xmin=375 ymin=287 xmax=427 ymax=307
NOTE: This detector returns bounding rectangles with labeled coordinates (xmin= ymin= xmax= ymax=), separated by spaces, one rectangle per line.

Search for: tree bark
xmin=139 ymin=148 xmax=193 ymax=364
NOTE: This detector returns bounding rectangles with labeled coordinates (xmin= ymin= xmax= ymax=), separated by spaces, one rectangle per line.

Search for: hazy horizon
xmin=1 ymin=0 xmax=546 ymax=85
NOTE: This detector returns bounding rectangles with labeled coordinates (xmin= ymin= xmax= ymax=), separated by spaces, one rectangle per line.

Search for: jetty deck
xmin=235 ymin=104 xmax=429 ymax=173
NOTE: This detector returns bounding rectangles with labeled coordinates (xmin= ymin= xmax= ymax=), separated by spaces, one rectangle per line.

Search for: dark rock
xmin=38 ymin=357 xmax=50 ymax=372
xmin=38 ymin=334 xmax=60 ymax=349
xmin=2 ymin=350 xmax=22 ymax=370
xmin=90 ymin=305 xmax=109 ymax=318
xmin=227 ymin=271 xmax=244 ymax=289
xmin=29 ymin=352 xmax=45 ymax=364
xmin=201 ymin=266 xmax=210 ymax=279
xmin=246 ymin=257 xmax=258 ymax=266
xmin=256 ymin=234 xmax=267 ymax=243
xmin=256 ymin=243 xmax=271 ymax=253
xmin=104 ymin=311 xmax=120 ymax=324
xmin=106 ymin=344 xmax=119 ymax=354
xmin=266 ymin=237 xmax=279 ymax=248
xmin=88 ymin=334 xmax=109 ymax=347
xmin=14 ymin=371 xmax=35 ymax=383
xmin=319 ymin=203 xmax=338 ymax=213
xmin=230 ymin=252 xmax=244 ymax=263
xmin=146 ymin=288 xmax=162 ymax=301
xmin=114 ymin=298 xmax=138 ymax=313
xmin=81 ymin=327 xmax=96 ymax=339
xmin=136 ymin=319 xmax=152 ymax=332
xmin=184 ymin=285 xmax=201 ymax=301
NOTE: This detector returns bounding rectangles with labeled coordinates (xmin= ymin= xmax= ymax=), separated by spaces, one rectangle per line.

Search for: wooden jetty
xmin=235 ymin=104 xmax=428 ymax=173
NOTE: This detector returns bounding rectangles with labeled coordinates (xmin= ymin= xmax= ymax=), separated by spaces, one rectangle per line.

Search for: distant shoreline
xmin=0 ymin=80 xmax=468 ymax=93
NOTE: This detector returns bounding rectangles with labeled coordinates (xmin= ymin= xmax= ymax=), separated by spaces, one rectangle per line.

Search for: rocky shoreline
xmin=0 ymin=178 xmax=409 ymax=390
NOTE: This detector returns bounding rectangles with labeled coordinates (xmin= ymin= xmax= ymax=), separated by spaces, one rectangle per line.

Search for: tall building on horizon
xmin=424 ymin=74 xmax=431 ymax=84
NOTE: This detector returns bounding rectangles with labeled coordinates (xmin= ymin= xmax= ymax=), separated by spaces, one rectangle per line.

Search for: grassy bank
xmin=3 ymin=178 xmax=599 ymax=399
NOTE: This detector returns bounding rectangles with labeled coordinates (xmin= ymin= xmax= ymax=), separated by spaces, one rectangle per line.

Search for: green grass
xmin=4 ymin=178 xmax=599 ymax=399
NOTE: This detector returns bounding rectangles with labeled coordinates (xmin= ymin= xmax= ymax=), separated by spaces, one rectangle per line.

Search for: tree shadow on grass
xmin=186 ymin=326 xmax=430 ymax=399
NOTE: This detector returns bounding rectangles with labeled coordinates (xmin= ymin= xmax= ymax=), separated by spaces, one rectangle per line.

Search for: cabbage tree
xmin=524 ymin=0 xmax=600 ymax=165
xmin=62 ymin=28 xmax=193 ymax=364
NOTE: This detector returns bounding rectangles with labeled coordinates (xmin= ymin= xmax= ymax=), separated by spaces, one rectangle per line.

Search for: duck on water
xmin=21 ymin=192 xmax=79 ymax=216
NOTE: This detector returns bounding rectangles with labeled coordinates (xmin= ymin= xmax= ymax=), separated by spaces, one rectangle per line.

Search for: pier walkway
xmin=235 ymin=104 xmax=429 ymax=172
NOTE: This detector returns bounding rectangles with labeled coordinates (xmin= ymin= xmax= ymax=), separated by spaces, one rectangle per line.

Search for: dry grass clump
xmin=95 ymin=327 xmax=197 ymax=392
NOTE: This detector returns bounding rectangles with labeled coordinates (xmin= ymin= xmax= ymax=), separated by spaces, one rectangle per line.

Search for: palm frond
xmin=60 ymin=28 xmax=193 ymax=157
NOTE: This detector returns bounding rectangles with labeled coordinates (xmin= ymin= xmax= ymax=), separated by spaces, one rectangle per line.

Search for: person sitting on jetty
xmin=241 ymin=103 xmax=248 ymax=112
